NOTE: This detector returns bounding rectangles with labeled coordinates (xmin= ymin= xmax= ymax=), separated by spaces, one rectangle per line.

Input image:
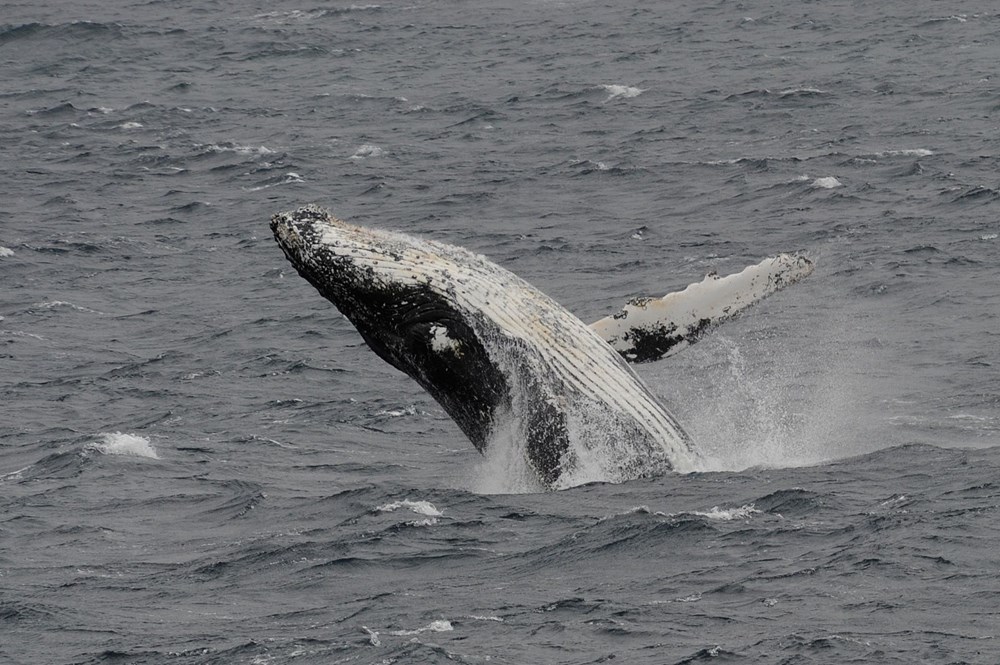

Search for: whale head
xmin=270 ymin=205 xmax=511 ymax=451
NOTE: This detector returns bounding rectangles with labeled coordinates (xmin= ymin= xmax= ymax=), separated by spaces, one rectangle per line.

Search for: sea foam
xmin=692 ymin=504 xmax=761 ymax=521
xmin=350 ymin=144 xmax=384 ymax=159
xmin=386 ymin=619 xmax=454 ymax=636
xmin=811 ymin=176 xmax=842 ymax=189
xmin=601 ymin=84 xmax=644 ymax=101
xmin=89 ymin=432 xmax=160 ymax=459
xmin=876 ymin=148 xmax=934 ymax=157
xmin=376 ymin=499 xmax=443 ymax=517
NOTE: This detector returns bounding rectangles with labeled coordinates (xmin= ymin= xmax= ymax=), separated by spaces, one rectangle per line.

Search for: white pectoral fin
xmin=591 ymin=253 xmax=815 ymax=363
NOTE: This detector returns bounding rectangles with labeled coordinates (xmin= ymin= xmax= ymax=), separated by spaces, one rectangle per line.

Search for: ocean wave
xmin=251 ymin=5 xmax=382 ymax=24
xmin=872 ymin=148 xmax=934 ymax=158
xmin=25 ymin=101 xmax=83 ymax=117
xmin=810 ymin=176 xmax=843 ymax=189
xmin=601 ymin=84 xmax=644 ymax=102
xmin=377 ymin=499 xmax=443 ymax=517
xmin=202 ymin=142 xmax=275 ymax=156
xmin=727 ymin=87 xmax=830 ymax=101
xmin=374 ymin=404 xmax=420 ymax=417
xmin=243 ymin=172 xmax=304 ymax=191
xmin=690 ymin=504 xmax=761 ymax=521
xmin=617 ymin=503 xmax=761 ymax=521
xmin=385 ymin=619 xmax=454 ymax=636
xmin=349 ymin=143 xmax=385 ymax=159
xmin=0 ymin=21 xmax=123 ymax=44
xmin=948 ymin=185 xmax=1000 ymax=203
xmin=30 ymin=300 xmax=107 ymax=315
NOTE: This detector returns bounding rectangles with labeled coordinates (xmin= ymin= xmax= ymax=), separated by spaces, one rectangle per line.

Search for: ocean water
xmin=2 ymin=0 xmax=999 ymax=663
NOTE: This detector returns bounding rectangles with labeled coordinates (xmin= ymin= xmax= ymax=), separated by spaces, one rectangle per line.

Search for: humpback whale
xmin=271 ymin=205 xmax=813 ymax=488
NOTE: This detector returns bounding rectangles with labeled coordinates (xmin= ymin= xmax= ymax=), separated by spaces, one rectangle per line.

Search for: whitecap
xmin=361 ymin=626 xmax=381 ymax=646
xmin=811 ymin=176 xmax=842 ymax=189
xmin=243 ymin=172 xmax=305 ymax=192
xmin=875 ymin=148 xmax=934 ymax=157
xmin=0 ymin=329 xmax=45 ymax=340
xmin=205 ymin=142 xmax=275 ymax=155
xmin=674 ymin=593 xmax=702 ymax=603
xmin=375 ymin=404 xmax=418 ymax=417
xmin=601 ymin=84 xmax=644 ymax=101
xmin=608 ymin=503 xmax=758 ymax=521
xmin=89 ymin=432 xmax=160 ymax=459
xmin=1 ymin=465 xmax=33 ymax=482
xmin=691 ymin=504 xmax=760 ymax=521
xmin=350 ymin=143 xmax=384 ymax=159
xmin=376 ymin=499 xmax=443 ymax=517
xmin=779 ymin=87 xmax=826 ymax=96
xmin=32 ymin=300 xmax=106 ymax=314
xmin=981 ymin=233 xmax=997 ymax=241
xmin=118 ymin=121 xmax=143 ymax=130
xmin=386 ymin=619 xmax=453 ymax=636
xmin=254 ymin=9 xmax=325 ymax=23
xmin=0 ymin=246 xmax=13 ymax=257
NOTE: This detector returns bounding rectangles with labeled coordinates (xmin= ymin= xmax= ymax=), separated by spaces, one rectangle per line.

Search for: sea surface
xmin=2 ymin=0 xmax=999 ymax=663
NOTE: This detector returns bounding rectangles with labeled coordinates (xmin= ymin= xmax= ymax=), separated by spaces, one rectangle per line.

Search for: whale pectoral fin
xmin=591 ymin=253 xmax=815 ymax=363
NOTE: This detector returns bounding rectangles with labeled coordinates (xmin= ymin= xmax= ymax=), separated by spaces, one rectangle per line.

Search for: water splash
xmin=88 ymin=432 xmax=160 ymax=459
xmin=470 ymin=413 xmax=545 ymax=494
xmin=669 ymin=325 xmax=893 ymax=473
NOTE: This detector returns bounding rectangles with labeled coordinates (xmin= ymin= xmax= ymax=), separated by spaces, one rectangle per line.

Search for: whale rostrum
xmin=271 ymin=205 xmax=814 ymax=488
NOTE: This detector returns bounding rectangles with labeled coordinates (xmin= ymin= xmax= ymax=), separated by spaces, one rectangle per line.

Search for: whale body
xmin=271 ymin=205 xmax=813 ymax=488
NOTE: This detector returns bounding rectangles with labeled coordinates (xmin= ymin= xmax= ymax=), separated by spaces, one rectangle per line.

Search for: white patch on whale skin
xmin=429 ymin=324 xmax=460 ymax=354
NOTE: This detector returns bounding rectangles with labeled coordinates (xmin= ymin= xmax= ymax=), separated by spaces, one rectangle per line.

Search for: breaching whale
xmin=271 ymin=205 xmax=814 ymax=488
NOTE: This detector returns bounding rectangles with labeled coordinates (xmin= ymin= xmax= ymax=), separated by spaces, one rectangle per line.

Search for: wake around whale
xmin=271 ymin=205 xmax=814 ymax=489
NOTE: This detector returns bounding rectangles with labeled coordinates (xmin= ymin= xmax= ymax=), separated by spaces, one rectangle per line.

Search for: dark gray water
xmin=2 ymin=1 xmax=999 ymax=663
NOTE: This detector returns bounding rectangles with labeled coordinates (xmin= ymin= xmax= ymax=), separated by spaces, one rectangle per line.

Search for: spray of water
xmin=469 ymin=318 xmax=896 ymax=492
xmin=667 ymin=321 xmax=896 ymax=473
xmin=470 ymin=414 xmax=546 ymax=494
